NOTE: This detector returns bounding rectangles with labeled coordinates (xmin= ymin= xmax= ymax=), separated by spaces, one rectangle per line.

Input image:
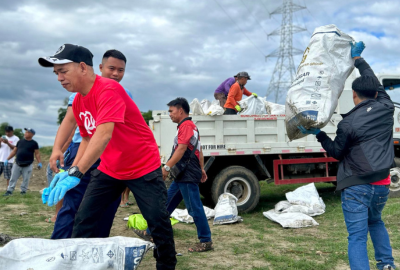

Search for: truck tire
xmin=211 ymin=166 xmax=260 ymax=213
xmin=389 ymin=166 xmax=400 ymax=198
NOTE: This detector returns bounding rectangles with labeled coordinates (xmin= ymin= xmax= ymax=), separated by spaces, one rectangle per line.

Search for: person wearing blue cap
xmin=3 ymin=128 xmax=42 ymax=196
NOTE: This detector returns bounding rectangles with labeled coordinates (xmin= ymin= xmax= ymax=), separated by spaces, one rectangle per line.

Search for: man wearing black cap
xmin=0 ymin=126 xmax=19 ymax=188
xmin=39 ymin=44 xmax=176 ymax=270
xmin=3 ymin=128 xmax=41 ymax=196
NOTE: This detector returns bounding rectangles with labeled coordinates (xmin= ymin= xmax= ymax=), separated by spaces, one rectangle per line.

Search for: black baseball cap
xmin=38 ymin=44 xmax=93 ymax=67
xmin=24 ymin=128 xmax=36 ymax=135
xmin=5 ymin=126 xmax=13 ymax=132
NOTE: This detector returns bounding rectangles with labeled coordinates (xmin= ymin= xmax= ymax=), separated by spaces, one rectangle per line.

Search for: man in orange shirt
xmin=224 ymin=71 xmax=258 ymax=115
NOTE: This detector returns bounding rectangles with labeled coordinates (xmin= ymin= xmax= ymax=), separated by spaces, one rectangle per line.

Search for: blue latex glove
xmin=42 ymin=171 xmax=68 ymax=205
xmin=37 ymin=162 xmax=42 ymax=169
xmin=350 ymin=41 xmax=365 ymax=58
xmin=4 ymin=160 xmax=8 ymax=166
xmin=47 ymin=176 xmax=80 ymax=206
xmin=298 ymin=125 xmax=321 ymax=135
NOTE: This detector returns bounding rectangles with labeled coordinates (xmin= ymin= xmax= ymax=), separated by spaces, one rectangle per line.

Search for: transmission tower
xmin=266 ymin=0 xmax=306 ymax=103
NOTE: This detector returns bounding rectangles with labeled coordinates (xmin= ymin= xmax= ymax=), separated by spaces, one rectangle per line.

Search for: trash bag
xmin=213 ymin=193 xmax=242 ymax=225
xmin=190 ymin=98 xmax=205 ymax=115
xmin=264 ymin=99 xmax=285 ymax=115
xmin=127 ymin=214 xmax=179 ymax=229
xmin=0 ymin=236 xmax=153 ymax=270
xmin=238 ymin=96 xmax=267 ymax=115
xmin=285 ymin=24 xmax=355 ymax=140
xmin=285 ymin=183 xmax=326 ymax=216
xmin=206 ymin=100 xmax=224 ymax=116
xmin=200 ymin=99 xmax=212 ymax=113
xmin=263 ymin=210 xmax=319 ymax=228
xmin=170 ymin=206 xmax=215 ymax=224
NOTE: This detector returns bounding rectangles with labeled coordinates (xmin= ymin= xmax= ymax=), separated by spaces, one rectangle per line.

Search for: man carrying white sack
xmin=299 ymin=42 xmax=395 ymax=270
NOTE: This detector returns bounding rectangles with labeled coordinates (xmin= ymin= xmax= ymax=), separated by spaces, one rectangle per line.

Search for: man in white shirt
xmin=0 ymin=126 xmax=20 ymax=188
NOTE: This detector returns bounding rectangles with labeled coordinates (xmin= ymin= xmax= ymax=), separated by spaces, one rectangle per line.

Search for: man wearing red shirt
xmin=38 ymin=44 xmax=176 ymax=270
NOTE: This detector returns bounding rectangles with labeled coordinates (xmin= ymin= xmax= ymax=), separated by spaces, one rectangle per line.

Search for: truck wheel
xmin=389 ymin=167 xmax=400 ymax=198
xmin=211 ymin=166 xmax=260 ymax=213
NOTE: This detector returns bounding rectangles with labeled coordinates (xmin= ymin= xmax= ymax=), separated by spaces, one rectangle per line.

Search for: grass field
xmin=0 ymin=181 xmax=399 ymax=269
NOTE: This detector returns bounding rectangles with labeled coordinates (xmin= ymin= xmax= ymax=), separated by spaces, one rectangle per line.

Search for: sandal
xmin=127 ymin=201 xmax=135 ymax=205
xmin=132 ymin=229 xmax=154 ymax=243
xmin=45 ymin=218 xmax=54 ymax=223
xmin=188 ymin=242 xmax=214 ymax=253
xmin=119 ymin=203 xmax=129 ymax=208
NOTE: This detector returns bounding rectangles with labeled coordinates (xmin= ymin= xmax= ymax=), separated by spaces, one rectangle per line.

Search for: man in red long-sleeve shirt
xmin=224 ymin=71 xmax=258 ymax=115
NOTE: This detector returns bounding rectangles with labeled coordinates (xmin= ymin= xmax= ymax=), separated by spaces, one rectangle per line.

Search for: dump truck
xmin=150 ymin=70 xmax=400 ymax=212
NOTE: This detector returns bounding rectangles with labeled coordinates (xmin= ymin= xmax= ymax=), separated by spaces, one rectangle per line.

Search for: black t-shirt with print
xmin=16 ymin=139 xmax=39 ymax=167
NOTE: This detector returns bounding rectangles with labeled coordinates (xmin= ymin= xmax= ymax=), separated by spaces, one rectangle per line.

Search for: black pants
xmin=71 ymin=168 xmax=177 ymax=270
xmin=224 ymin=108 xmax=237 ymax=115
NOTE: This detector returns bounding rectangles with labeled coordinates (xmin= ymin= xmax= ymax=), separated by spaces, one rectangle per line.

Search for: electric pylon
xmin=266 ymin=0 xmax=306 ymax=103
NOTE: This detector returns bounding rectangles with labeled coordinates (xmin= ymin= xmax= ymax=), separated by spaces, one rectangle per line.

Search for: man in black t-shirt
xmin=3 ymin=128 xmax=42 ymax=196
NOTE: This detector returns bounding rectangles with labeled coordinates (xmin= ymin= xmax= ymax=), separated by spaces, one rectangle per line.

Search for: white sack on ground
xmin=0 ymin=236 xmax=153 ymax=270
xmin=206 ymin=100 xmax=224 ymax=116
xmin=200 ymin=99 xmax=212 ymax=113
xmin=238 ymin=96 xmax=267 ymax=115
xmin=263 ymin=210 xmax=319 ymax=228
xmin=285 ymin=183 xmax=326 ymax=216
xmin=170 ymin=206 xmax=215 ymax=224
xmin=264 ymin=99 xmax=285 ymax=115
xmin=190 ymin=98 xmax=205 ymax=115
xmin=285 ymin=24 xmax=355 ymax=140
xmin=213 ymin=193 xmax=242 ymax=225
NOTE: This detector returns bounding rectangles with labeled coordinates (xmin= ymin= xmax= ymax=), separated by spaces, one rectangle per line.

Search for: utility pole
xmin=266 ymin=0 xmax=306 ymax=103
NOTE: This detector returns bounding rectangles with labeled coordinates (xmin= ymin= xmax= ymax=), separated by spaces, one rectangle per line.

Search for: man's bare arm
xmin=6 ymin=147 xmax=17 ymax=160
xmin=50 ymin=107 xmax=76 ymax=172
xmin=34 ymin=149 xmax=42 ymax=163
xmin=74 ymin=122 xmax=114 ymax=174
xmin=61 ymin=123 xmax=77 ymax=153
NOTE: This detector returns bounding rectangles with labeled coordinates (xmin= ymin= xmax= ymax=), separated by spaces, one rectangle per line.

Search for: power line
xmin=239 ymin=0 xmax=269 ymax=37
xmin=212 ymin=0 xmax=266 ymax=57
xmin=258 ymin=0 xmax=280 ymax=24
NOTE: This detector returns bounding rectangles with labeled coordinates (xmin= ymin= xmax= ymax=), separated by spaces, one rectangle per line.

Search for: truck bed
xmin=150 ymin=111 xmax=342 ymax=163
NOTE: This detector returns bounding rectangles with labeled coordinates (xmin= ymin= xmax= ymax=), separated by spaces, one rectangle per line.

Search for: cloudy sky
xmin=1 ymin=0 xmax=399 ymax=146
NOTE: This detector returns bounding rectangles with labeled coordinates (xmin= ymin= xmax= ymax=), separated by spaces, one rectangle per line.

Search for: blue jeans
xmin=51 ymin=142 xmax=120 ymax=239
xmin=147 ymin=181 xmax=212 ymax=243
xmin=341 ymin=184 xmax=395 ymax=270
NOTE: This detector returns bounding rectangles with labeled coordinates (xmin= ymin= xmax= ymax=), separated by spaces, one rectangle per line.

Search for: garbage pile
xmin=263 ymin=183 xmax=325 ymax=228
xmin=190 ymin=97 xmax=284 ymax=116
xmin=285 ymin=24 xmax=355 ymax=140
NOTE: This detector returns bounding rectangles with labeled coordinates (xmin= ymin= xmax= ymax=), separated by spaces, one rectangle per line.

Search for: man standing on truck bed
xmin=224 ymin=71 xmax=258 ymax=115
xmin=38 ymin=44 xmax=176 ymax=270
xmin=299 ymin=42 xmax=395 ymax=270
xmin=134 ymin=97 xmax=213 ymax=253
xmin=214 ymin=74 xmax=237 ymax=107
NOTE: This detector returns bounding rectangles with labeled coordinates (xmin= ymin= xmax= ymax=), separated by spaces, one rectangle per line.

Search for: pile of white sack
xmin=0 ymin=236 xmax=153 ymax=270
xmin=190 ymin=97 xmax=284 ymax=116
xmin=263 ymin=183 xmax=325 ymax=228
xmin=285 ymin=24 xmax=355 ymax=140
xmin=170 ymin=193 xmax=242 ymax=225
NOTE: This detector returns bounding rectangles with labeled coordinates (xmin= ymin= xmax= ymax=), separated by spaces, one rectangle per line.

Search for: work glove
xmin=350 ymin=41 xmax=365 ymax=58
xmin=47 ymin=176 xmax=81 ymax=207
xmin=298 ymin=125 xmax=321 ymax=135
xmin=4 ymin=160 xmax=8 ymax=166
xmin=252 ymin=93 xmax=258 ymax=98
xmin=235 ymin=105 xmax=242 ymax=112
xmin=42 ymin=170 xmax=67 ymax=204
xmin=37 ymin=162 xmax=42 ymax=169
